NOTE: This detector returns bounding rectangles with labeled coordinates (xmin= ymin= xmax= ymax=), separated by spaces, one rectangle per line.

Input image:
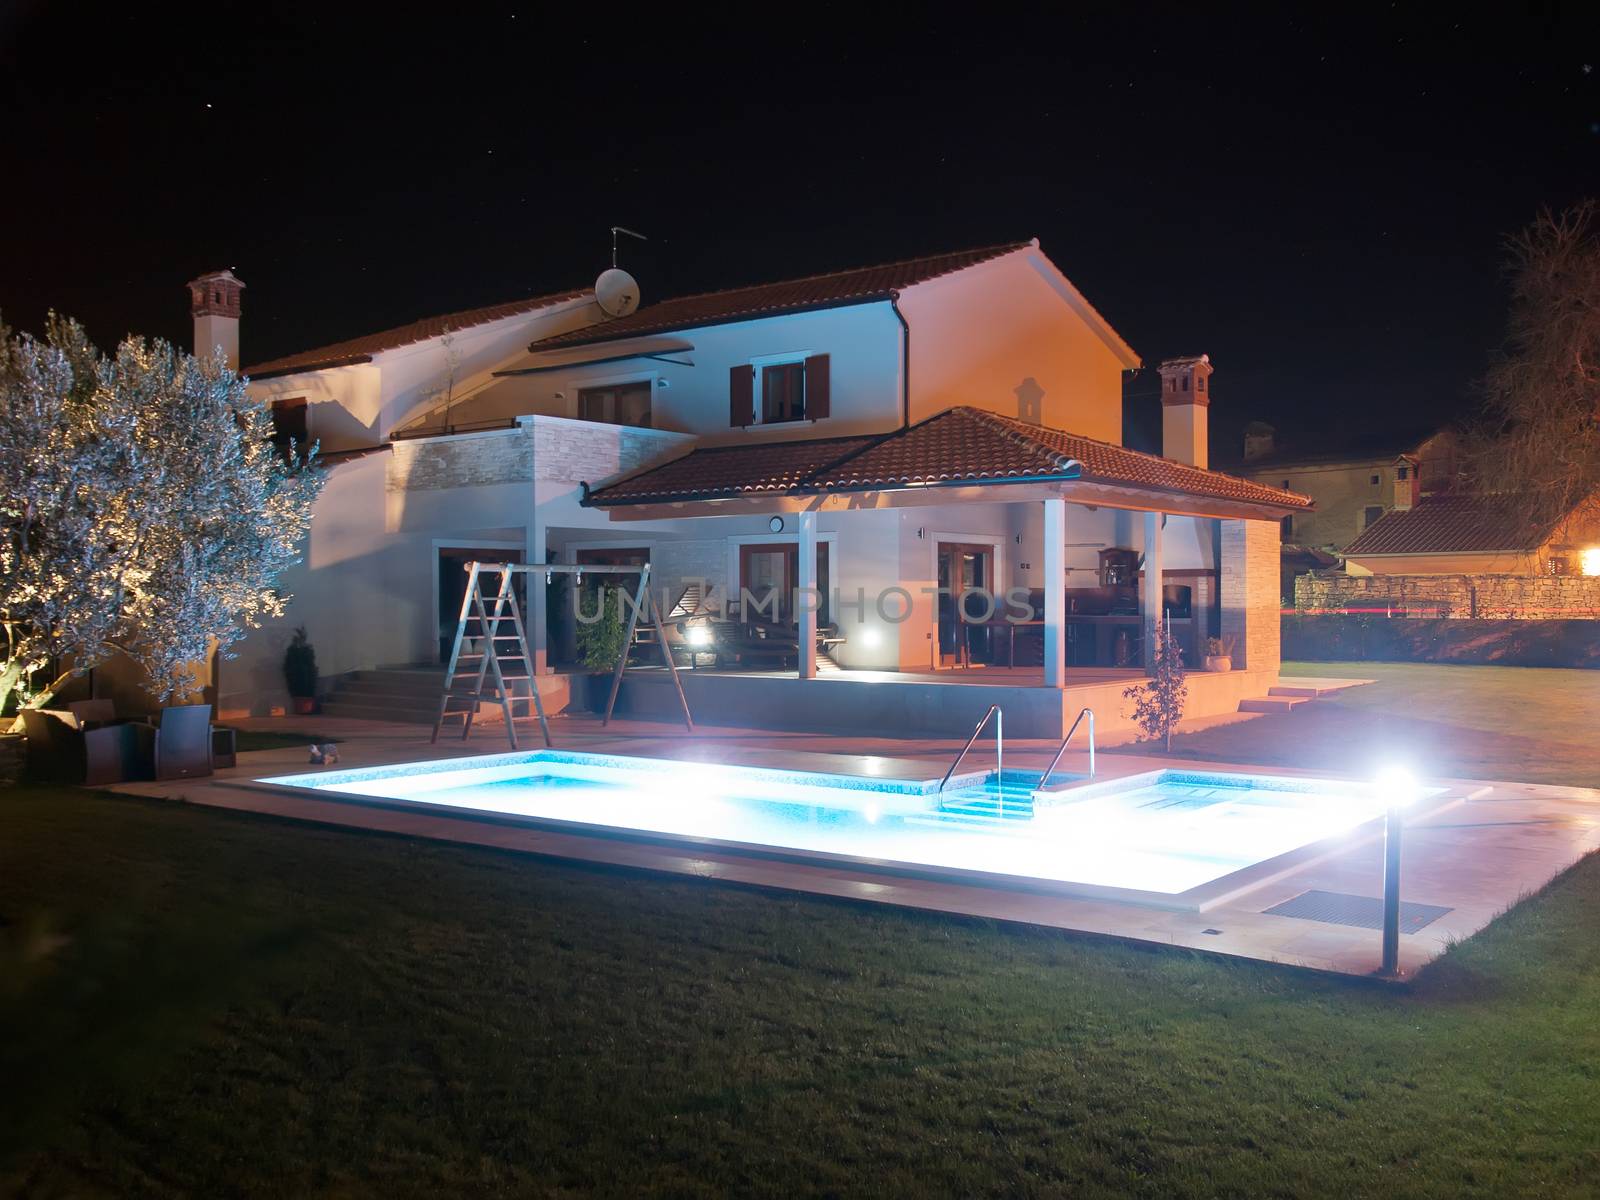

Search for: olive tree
xmin=0 ymin=316 xmax=322 ymax=717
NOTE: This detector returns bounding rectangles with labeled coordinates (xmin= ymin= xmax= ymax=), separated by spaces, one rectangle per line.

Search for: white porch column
xmin=1042 ymin=498 xmax=1066 ymax=688
xmin=797 ymin=509 xmax=818 ymax=680
xmin=1143 ymin=510 xmax=1164 ymax=671
xmin=527 ymin=516 xmax=549 ymax=675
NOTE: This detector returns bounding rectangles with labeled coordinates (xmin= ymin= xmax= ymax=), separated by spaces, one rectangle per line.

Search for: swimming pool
xmin=256 ymin=751 xmax=1444 ymax=906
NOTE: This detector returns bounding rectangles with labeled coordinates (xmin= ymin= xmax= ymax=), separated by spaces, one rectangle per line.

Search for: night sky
xmin=1 ymin=4 xmax=1592 ymax=458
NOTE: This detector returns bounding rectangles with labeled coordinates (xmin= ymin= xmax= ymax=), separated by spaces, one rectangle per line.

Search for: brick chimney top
xmin=187 ymin=269 xmax=245 ymax=319
xmin=1157 ymin=354 xmax=1212 ymax=468
xmin=1157 ymin=354 xmax=1212 ymax=406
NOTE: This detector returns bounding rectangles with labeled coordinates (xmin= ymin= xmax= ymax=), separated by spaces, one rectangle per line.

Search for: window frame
xmin=573 ymin=373 xmax=656 ymax=428
xmin=748 ymin=351 xmax=814 ymax=426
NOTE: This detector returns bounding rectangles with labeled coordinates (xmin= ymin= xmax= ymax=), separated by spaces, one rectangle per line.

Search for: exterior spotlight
xmin=688 ymin=625 xmax=712 ymax=647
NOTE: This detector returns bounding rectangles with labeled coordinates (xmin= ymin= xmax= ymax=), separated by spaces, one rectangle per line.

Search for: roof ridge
xmin=630 ymin=240 xmax=1032 ymax=308
xmin=980 ymin=408 xmax=1312 ymax=505
xmin=956 ymin=407 xmax=1080 ymax=472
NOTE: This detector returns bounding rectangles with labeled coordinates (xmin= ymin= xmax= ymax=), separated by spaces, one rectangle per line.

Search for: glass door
xmin=937 ymin=543 xmax=993 ymax=666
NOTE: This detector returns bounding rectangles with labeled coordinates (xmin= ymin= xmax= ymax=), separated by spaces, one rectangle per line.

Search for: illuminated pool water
xmin=256 ymin=751 xmax=1433 ymax=901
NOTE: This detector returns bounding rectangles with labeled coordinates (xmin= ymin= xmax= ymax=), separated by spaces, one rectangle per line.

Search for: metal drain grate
xmin=1262 ymin=890 xmax=1452 ymax=933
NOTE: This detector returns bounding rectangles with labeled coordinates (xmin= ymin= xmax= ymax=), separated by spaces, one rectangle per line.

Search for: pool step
xmin=936 ymin=789 xmax=1036 ymax=823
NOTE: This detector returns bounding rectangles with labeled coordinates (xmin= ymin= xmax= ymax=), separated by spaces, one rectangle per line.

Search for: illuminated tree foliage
xmin=0 ymin=316 xmax=322 ymax=716
xmin=1123 ymin=618 xmax=1188 ymax=753
xmin=1469 ymin=200 xmax=1600 ymax=535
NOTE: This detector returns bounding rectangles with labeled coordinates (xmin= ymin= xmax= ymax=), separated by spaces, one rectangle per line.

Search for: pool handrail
xmin=1041 ymin=707 xmax=1095 ymax=785
xmin=938 ymin=704 xmax=1003 ymax=794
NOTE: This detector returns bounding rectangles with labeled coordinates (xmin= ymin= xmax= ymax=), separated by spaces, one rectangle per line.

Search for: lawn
xmin=1134 ymin=661 xmax=1600 ymax=789
xmin=3 ymin=779 xmax=1598 ymax=1197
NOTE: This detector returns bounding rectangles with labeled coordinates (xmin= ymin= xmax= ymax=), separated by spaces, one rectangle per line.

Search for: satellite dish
xmin=595 ymin=267 xmax=640 ymax=318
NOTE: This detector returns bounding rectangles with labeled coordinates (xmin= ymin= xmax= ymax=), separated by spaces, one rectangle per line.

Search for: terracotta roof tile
xmin=1344 ymin=494 xmax=1556 ymax=555
xmin=586 ymin=407 xmax=1313 ymax=512
xmin=815 ymin=409 xmax=1314 ymax=507
xmin=585 ymin=436 xmax=879 ymax=504
xmin=244 ymin=287 xmax=587 ymax=379
xmin=530 ymin=242 xmax=1032 ymax=351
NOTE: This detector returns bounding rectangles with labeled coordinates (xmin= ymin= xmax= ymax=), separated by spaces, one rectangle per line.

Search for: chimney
xmin=187 ymin=269 xmax=245 ymax=371
xmin=1392 ymin=456 xmax=1417 ymax=511
xmin=1157 ymin=354 xmax=1211 ymax=469
xmin=1242 ymin=420 xmax=1275 ymax=462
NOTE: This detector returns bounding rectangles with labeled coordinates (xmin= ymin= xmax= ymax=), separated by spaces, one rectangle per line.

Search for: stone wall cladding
xmin=1221 ymin=518 xmax=1280 ymax=671
xmin=387 ymin=428 xmax=531 ymax=493
xmin=387 ymin=420 xmax=691 ymax=494
xmin=1296 ymin=573 xmax=1600 ymax=620
xmin=530 ymin=419 xmax=690 ymax=484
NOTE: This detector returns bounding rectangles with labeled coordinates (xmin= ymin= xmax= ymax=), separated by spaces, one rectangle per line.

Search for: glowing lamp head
xmin=687 ymin=625 xmax=712 ymax=647
xmin=1581 ymin=547 xmax=1600 ymax=577
xmin=1375 ymin=765 xmax=1419 ymax=809
xmin=860 ymin=628 xmax=882 ymax=649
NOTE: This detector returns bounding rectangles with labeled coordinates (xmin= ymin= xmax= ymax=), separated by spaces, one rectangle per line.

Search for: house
xmin=1220 ymin=423 xmax=1459 ymax=550
xmin=1342 ymin=491 xmax=1600 ymax=578
xmin=191 ymin=239 xmax=1312 ymax=741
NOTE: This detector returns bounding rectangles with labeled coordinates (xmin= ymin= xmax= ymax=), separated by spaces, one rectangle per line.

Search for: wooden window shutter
xmin=730 ymin=364 xmax=754 ymax=426
xmin=803 ymin=353 xmax=830 ymax=420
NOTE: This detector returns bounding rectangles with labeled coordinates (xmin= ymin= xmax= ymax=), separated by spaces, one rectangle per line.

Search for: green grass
xmin=1130 ymin=662 xmax=1600 ymax=789
xmin=3 ymin=782 xmax=1598 ymax=1198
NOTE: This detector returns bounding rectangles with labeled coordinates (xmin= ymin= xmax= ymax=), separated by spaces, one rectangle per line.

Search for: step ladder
xmin=432 ymin=562 xmax=551 ymax=749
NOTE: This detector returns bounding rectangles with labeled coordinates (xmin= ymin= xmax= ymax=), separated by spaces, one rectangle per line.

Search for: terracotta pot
xmin=1204 ymin=655 xmax=1232 ymax=673
xmin=291 ymin=696 xmax=317 ymax=715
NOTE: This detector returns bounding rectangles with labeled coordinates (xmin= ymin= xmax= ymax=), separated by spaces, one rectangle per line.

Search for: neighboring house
xmin=188 ymin=239 xmax=1311 ymax=740
xmin=1342 ymin=491 xmax=1600 ymax=577
xmin=1221 ymin=423 xmax=1459 ymax=550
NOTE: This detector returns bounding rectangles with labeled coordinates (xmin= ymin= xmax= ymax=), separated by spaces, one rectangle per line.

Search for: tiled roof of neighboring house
xmin=1343 ymin=494 xmax=1557 ymax=555
xmin=586 ymin=407 xmax=1313 ymax=511
xmin=244 ymin=287 xmax=588 ymax=379
xmin=529 ymin=242 xmax=1033 ymax=351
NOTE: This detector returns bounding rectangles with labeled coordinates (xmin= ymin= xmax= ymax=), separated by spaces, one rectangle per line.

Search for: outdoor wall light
xmin=859 ymin=628 xmax=882 ymax=649
xmin=1582 ymin=546 xmax=1600 ymax=576
xmin=688 ymin=625 xmax=713 ymax=646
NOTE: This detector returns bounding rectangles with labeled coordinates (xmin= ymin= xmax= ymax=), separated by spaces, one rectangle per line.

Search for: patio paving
xmin=106 ymin=681 xmax=1600 ymax=983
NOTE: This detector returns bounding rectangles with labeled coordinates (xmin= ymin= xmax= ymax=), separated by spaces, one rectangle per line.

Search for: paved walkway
xmin=107 ymin=701 xmax=1600 ymax=983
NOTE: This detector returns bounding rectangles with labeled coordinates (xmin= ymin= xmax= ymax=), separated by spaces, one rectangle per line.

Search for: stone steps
xmin=1237 ymin=695 xmax=1313 ymax=714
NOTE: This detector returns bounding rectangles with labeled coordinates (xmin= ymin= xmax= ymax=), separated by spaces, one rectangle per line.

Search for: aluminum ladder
xmin=431 ymin=561 xmax=551 ymax=749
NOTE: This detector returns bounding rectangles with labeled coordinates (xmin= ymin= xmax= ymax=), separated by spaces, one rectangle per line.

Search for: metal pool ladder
xmin=1041 ymin=707 xmax=1096 ymax=785
xmin=938 ymin=704 xmax=1003 ymax=794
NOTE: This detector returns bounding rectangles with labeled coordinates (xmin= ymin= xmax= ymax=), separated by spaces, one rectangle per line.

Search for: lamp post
xmin=1380 ymin=801 xmax=1403 ymax=977
xmin=1374 ymin=766 xmax=1415 ymax=979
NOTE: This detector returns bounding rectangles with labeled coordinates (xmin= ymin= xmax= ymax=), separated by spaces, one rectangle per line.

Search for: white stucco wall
xmin=456 ymin=302 xmax=907 ymax=444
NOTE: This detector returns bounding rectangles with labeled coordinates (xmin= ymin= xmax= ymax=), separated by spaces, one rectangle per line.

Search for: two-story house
xmin=197 ymin=240 xmax=1309 ymax=741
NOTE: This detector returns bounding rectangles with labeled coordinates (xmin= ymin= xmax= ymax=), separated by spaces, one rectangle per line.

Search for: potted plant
xmin=575 ymin=583 xmax=629 ymax=711
xmin=1203 ymin=635 xmax=1233 ymax=673
xmin=283 ymin=626 xmax=319 ymax=715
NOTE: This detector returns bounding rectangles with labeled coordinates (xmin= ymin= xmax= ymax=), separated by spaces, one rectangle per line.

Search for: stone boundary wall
xmin=1296 ymin=573 xmax=1600 ymax=620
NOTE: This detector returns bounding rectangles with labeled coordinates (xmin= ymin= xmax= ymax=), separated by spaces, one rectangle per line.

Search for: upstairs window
xmin=762 ymin=362 xmax=806 ymax=423
xmin=1362 ymin=505 xmax=1384 ymax=529
xmin=730 ymin=354 xmax=830 ymax=427
xmin=270 ymin=397 xmax=308 ymax=458
xmin=577 ymin=380 xmax=652 ymax=427
xmin=1370 ymin=473 xmax=1380 ymax=485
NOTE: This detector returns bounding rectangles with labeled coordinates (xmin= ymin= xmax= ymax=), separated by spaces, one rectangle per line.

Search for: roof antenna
xmin=610 ymin=225 xmax=647 ymax=269
xmin=596 ymin=228 xmax=647 ymax=318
